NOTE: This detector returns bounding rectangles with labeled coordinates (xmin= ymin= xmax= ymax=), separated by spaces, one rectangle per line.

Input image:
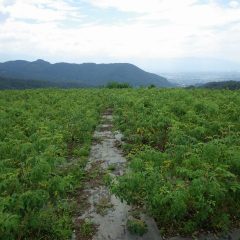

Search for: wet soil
xmin=72 ymin=110 xmax=161 ymax=240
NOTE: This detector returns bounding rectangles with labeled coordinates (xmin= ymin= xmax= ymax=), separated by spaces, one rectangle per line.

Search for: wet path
xmin=73 ymin=110 xmax=161 ymax=240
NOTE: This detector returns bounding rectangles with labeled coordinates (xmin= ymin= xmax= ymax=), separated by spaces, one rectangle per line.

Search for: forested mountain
xmin=0 ymin=60 xmax=172 ymax=88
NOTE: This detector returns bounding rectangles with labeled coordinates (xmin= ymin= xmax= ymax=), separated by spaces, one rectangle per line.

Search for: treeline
xmin=0 ymin=76 xmax=57 ymax=89
xmin=201 ymin=80 xmax=240 ymax=90
xmin=0 ymin=77 xmax=152 ymax=90
xmin=106 ymin=81 xmax=132 ymax=88
xmin=0 ymin=76 xmax=89 ymax=89
xmin=186 ymin=80 xmax=240 ymax=90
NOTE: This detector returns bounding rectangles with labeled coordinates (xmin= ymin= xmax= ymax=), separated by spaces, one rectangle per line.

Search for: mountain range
xmin=0 ymin=60 xmax=172 ymax=89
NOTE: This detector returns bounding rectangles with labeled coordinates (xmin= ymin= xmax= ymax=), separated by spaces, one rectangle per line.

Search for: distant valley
xmin=160 ymin=71 xmax=240 ymax=86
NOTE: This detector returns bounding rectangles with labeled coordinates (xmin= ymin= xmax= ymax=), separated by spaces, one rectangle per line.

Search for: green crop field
xmin=0 ymin=88 xmax=240 ymax=239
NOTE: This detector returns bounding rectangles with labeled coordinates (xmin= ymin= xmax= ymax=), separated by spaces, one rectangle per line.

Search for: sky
xmin=0 ymin=0 xmax=240 ymax=72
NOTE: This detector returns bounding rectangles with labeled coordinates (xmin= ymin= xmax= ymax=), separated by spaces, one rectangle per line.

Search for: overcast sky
xmin=0 ymin=0 xmax=240 ymax=72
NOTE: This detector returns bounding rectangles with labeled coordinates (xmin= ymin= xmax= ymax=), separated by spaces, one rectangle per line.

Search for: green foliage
xmin=106 ymin=81 xmax=131 ymax=89
xmin=80 ymin=219 xmax=95 ymax=237
xmin=107 ymin=163 xmax=116 ymax=171
xmin=0 ymin=89 xmax=105 ymax=239
xmin=148 ymin=84 xmax=156 ymax=89
xmin=127 ymin=217 xmax=148 ymax=236
xmin=1 ymin=87 xmax=240 ymax=238
xmin=111 ymin=88 xmax=240 ymax=235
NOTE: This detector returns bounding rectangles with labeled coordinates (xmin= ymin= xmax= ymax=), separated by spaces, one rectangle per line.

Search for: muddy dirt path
xmin=73 ymin=110 xmax=162 ymax=240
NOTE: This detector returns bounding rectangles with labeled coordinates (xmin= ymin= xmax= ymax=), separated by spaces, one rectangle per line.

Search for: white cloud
xmin=0 ymin=0 xmax=240 ymax=68
xmin=229 ymin=1 xmax=239 ymax=8
xmin=89 ymin=0 xmax=240 ymax=27
xmin=89 ymin=0 xmax=197 ymax=14
xmin=0 ymin=0 xmax=82 ymax=22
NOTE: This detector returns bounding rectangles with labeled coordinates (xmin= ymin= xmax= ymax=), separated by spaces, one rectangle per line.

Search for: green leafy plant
xmin=127 ymin=216 xmax=148 ymax=236
xmin=111 ymin=88 xmax=240 ymax=236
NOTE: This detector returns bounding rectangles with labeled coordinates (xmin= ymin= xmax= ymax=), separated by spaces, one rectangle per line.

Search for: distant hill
xmin=185 ymin=80 xmax=240 ymax=90
xmin=200 ymin=80 xmax=240 ymax=90
xmin=0 ymin=60 xmax=173 ymax=89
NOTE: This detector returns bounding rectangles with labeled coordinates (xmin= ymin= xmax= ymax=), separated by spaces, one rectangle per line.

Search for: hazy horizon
xmin=1 ymin=0 xmax=240 ymax=73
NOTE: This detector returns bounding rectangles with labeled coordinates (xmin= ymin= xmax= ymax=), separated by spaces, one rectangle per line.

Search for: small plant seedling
xmin=95 ymin=196 xmax=114 ymax=216
xmin=80 ymin=219 xmax=95 ymax=237
xmin=130 ymin=210 xmax=141 ymax=219
xmin=103 ymin=173 xmax=112 ymax=186
xmin=127 ymin=216 xmax=148 ymax=236
xmin=108 ymin=163 xmax=116 ymax=171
